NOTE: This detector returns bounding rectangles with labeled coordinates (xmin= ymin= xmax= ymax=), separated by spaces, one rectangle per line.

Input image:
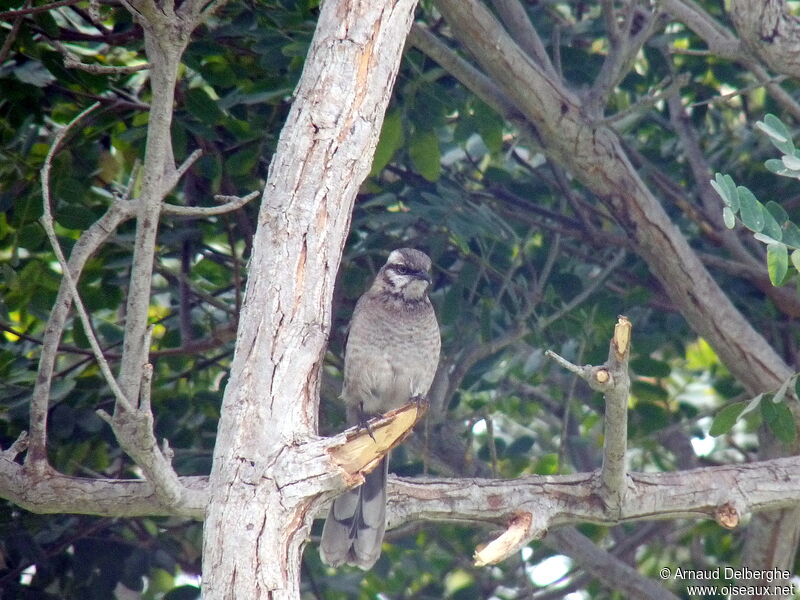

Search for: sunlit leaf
xmin=371 ymin=109 xmax=404 ymax=176
xmin=709 ymin=402 xmax=745 ymax=436
xmin=761 ymin=398 xmax=797 ymax=444
xmin=737 ymin=186 xmax=765 ymax=232
xmin=409 ymin=129 xmax=441 ymax=182
xmin=767 ymin=242 xmax=789 ymax=286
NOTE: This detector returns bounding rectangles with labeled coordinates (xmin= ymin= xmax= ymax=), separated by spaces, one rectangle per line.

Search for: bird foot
xmin=410 ymin=394 xmax=429 ymax=410
xmin=356 ymin=414 xmax=377 ymax=443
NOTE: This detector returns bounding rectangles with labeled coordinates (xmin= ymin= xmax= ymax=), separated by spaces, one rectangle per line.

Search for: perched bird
xmin=320 ymin=248 xmax=441 ymax=570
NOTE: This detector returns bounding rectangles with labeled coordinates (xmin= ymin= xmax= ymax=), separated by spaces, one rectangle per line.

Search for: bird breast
xmin=341 ymin=293 xmax=440 ymax=419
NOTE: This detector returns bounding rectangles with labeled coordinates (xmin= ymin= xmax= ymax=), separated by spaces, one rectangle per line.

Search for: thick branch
xmin=730 ymin=0 xmax=800 ymax=80
xmin=663 ymin=0 xmax=800 ymax=120
xmin=548 ymin=527 xmax=679 ymax=600
xmin=661 ymin=0 xmax=741 ymax=58
xmin=433 ymin=0 xmax=792 ymax=396
xmin=115 ymin=13 xmax=193 ymax=408
xmin=0 ymin=455 xmax=206 ymax=518
xmin=489 ymin=0 xmax=557 ymax=79
xmin=388 ymin=455 xmax=800 ymax=540
xmin=203 ymin=1 xmax=421 ymax=597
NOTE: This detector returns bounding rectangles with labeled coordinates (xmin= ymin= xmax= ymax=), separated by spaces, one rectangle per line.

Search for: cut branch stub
xmin=473 ymin=511 xmax=541 ymax=566
xmin=715 ymin=502 xmax=741 ymax=529
xmin=612 ymin=315 xmax=632 ymax=362
xmin=328 ymin=398 xmax=428 ymax=476
xmin=546 ymin=316 xmax=633 ymax=516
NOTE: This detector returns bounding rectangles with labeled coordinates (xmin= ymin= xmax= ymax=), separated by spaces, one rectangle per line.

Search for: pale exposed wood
xmin=329 ymin=400 xmax=428 ymax=474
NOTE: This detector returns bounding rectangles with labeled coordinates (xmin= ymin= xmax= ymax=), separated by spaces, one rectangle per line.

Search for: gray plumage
xmin=320 ymin=248 xmax=441 ymax=570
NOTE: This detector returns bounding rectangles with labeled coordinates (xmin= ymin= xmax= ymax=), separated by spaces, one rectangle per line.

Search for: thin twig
xmin=162 ymin=190 xmax=260 ymax=217
xmin=600 ymin=73 xmax=690 ymax=127
xmin=489 ymin=0 xmax=557 ymax=78
xmin=26 ymin=190 xmax=136 ymax=467
xmin=689 ymin=74 xmax=788 ymax=108
xmin=57 ymin=41 xmax=150 ymax=75
xmin=0 ymin=0 xmax=79 ymax=18
xmin=601 ymin=0 xmax=620 ymax=45
xmin=1 ymin=431 xmax=29 ymax=460
xmin=0 ymin=0 xmax=30 ymax=64
xmin=39 ymin=102 xmax=133 ymax=412
xmin=557 ymin=337 xmax=586 ymax=472
xmin=0 ymin=321 xmax=96 ymax=356
xmin=538 ymin=249 xmax=626 ymax=330
xmin=165 ymin=149 xmax=204 ymax=190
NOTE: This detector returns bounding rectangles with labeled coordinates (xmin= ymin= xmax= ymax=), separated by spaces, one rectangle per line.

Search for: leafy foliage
xmin=712 ymin=114 xmax=800 ymax=285
xmin=1 ymin=0 xmax=800 ymax=598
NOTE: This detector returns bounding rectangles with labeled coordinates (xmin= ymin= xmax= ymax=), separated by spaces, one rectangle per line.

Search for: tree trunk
xmin=201 ymin=1 xmax=418 ymax=597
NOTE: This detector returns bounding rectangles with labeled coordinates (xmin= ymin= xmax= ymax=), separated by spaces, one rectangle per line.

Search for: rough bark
xmin=730 ymin=0 xmax=800 ymax=79
xmin=201 ymin=1 xmax=419 ymax=598
xmin=5 ymin=439 xmax=800 ymax=536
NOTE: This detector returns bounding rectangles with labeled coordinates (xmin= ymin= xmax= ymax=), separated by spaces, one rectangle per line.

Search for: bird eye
xmin=394 ymin=265 xmax=410 ymax=275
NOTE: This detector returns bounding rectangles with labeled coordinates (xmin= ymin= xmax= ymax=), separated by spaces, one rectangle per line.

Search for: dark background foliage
xmin=1 ymin=0 xmax=798 ymax=598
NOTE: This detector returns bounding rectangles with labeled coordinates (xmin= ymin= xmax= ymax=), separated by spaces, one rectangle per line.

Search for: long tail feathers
xmin=319 ymin=458 xmax=388 ymax=570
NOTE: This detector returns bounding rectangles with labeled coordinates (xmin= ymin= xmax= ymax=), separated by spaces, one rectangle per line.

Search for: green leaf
xmin=14 ymin=61 xmax=56 ymax=87
xmin=781 ymin=221 xmax=800 ymax=249
xmin=765 ymin=158 xmax=794 ymax=177
xmin=766 ymin=201 xmax=789 ymax=224
xmin=721 ymin=174 xmax=739 ymax=212
xmin=739 ymin=392 xmax=765 ymax=418
xmin=505 ymin=435 xmax=535 ymax=456
xmin=533 ymin=453 xmax=559 ymax=475
xmin=782 ymin=154 xmax=800 ymax=170
xmin=754 ymin=232 xmax=780 ymax=245
xmin=737 ymin=186 xmax=765 ymax=232
xmin=56 ymin=206 xmax=98 ymax=230
xmin=722 ymin=206 xmax=736 ymax=229
xmin=767 ymin=242 xmax=789 ymax=286
xmin=630 ymin=356 xmax=671 ymax=378
xmin=791 ymin=249 xmax=800 ymax=273
xmin=409 ymin=128 xmax=441 ymax=182
xmin=225 ymin=145 xmax=259 ymax=175
xmin=760 ymin=204 xmax=783 ymax=241
xmin=472 ymin=101 xmax=504 ymax=153
xmin=756 ymin=116 xmax=789 ymax=142
xmin=184 ymin=88 xmax=224 ymax=125
xmin=711 ymin=173 xmax=737 ymax=209
xmin=219 ymin=88 xmax=292 ymax=110
xmin=709 ymin=401 xmax=745 ymax=436
xmin=371 ymin=109 xmax=404 ymax=176
xmin=772 ymin=374 xmax=797 ymax=405
xmin=163 ymin=585 xmax=201 ymax=600
xmin=757 ymin=114 xmax=795 ymax=154
xmin=17 ymin=222 xmax=46 ymax=249
xmin=761 ymin=398 xmax=797 ymax=444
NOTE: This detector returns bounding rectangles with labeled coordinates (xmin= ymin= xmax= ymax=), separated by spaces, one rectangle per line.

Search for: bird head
xmin=377 ymin=248 xmax=433 ymax=301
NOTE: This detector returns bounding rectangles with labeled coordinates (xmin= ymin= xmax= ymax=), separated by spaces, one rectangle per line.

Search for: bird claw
xmin=356 ymin=413 xmax=377 ymax=442
xmin=410 ymin=394 xmax=428 ymax=410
